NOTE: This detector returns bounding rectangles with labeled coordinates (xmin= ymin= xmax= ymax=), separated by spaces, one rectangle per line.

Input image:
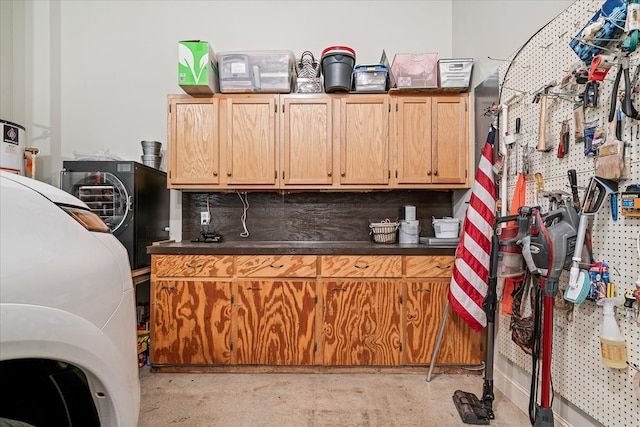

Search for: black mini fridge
xmin=60 ymin=160 xmax=169 ymax=270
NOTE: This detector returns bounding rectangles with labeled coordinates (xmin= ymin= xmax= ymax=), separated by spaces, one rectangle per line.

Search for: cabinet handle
xmin=227 ymin=172 xmax=232 ymax=177
xmin=433 ymin=170 xmax=438 ymax=176
xmin=414 ymin=288 xmax=431 ymax=292
xmin=213 ymin=171 xmax=218 ymax=177
xmin=436 ymin=264 xmax=452 ymax=270
xmin=427 ymin=170 xmax=432 ymax=176
xmin=269 ymin=263 xmax=284 ymax=269
xmin=185 ymin=263 xmax=203 ymax=269
xmin=161 ymin=286 xmax=177 ymax=290
xmin=246 ymin=287 xmax=263 ymax=291
xmin=327 ymin=171 xmax=332 ymax=177
xmin=354 ymin=264 xmax=370 ymax=270
xmin=331 ymin=287 xmax=347 ymax=292
xmin=341 ymin=172 xmax=345 ymax=177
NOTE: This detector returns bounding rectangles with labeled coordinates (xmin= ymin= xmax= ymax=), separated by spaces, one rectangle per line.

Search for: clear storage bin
xmin=218 ymin=50 xmax=296 ymax=93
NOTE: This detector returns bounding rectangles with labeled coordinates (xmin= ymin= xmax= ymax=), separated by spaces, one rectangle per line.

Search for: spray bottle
xmin=597 ymin=296 xmax=627 ymax=369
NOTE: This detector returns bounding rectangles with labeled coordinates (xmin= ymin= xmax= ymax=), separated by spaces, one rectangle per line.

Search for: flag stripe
xmin=448 ymin=126 xmax=496 ymax=332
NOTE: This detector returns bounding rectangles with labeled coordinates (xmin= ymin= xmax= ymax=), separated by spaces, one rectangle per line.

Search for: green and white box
xmin=178 ymin=40 xmax=219 ymax=94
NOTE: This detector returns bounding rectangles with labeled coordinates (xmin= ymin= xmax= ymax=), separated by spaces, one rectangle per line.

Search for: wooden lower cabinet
xmin=404 ymin=279 xmax=450 ymax=364
xmin=403 ymin=256 xmax=485 ymax=365
xmin=235 ymin=279 xmax=316 ymax=365
xmin=149 ymin=253 xmax=483 ymax=369
xmin=150 ymin=279 xmax=232 ymax=365
xmin=320 ymin=279 xmax=401 ymax=366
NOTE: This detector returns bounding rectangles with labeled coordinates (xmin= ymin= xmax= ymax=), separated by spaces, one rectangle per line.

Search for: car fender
xmin=0 ymin=302 xmax=140 ymax=427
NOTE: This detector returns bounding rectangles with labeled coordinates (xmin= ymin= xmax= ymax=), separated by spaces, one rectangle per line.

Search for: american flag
xmin=448 ymin=125 xmax=496 ymax=331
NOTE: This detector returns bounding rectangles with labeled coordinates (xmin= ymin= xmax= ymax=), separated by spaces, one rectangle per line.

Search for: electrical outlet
xmin=200 ymin=211 xmax=211 ymax=225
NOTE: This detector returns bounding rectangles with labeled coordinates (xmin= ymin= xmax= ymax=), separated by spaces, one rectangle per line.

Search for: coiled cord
xmin=237 ymin=191 xmax=250 ymax=238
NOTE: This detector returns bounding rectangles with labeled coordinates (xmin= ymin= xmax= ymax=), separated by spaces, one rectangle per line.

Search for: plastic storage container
xmin=218 ymin=50 xmax=296 ymax=93
xmin=321 ymin=46 xmax=356 ymax=93
xmin=353 ymin=64 xmax=388 ymax=93
xmin=391 ymin=53 xmax=439 ymax=88
xmin=497 ymin=225 xmax=525 ymax=278
xmin=438 ymin=58 xmax=473 ymax=89
xmin=432 ymin=217 xmax=460 ymax=238
xmin=399 ymin=219 xmax=420 ymax=244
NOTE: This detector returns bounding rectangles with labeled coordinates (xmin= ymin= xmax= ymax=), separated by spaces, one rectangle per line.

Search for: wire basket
xmin=369 ymin=219 xmax=399 ymax=244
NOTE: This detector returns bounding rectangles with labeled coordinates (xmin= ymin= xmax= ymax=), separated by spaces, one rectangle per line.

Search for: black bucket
xmin=321 ymin=46 xmax=355 ymax=93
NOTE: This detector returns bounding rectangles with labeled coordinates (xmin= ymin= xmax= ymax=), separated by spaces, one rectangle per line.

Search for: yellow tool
xmin=534 ymin=172 xmax=544 ymax=207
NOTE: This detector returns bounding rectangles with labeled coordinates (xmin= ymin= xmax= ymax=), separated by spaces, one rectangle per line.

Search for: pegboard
xmin=494 ymin=1 xmax=640 ymax=425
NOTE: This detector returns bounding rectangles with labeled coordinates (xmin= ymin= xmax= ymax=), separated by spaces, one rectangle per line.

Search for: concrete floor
xmin=139 ymin=368 xmax=531 ymax=426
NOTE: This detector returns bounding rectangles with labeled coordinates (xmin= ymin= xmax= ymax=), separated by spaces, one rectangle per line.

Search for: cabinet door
xmin=222 ymin=95 xmax=278 ymax=186
xmin=281 ymin=95 xmax=334 ymax=186
xmin=404 ymin=279 xmax=448 ymax=364
xmin=150 ymin=279 xmax=232 ymax=365
xmin=339 ymin=95 xmax=390 ymax=185
xmin=167 ymin=95 xmax=220 ymax=186
xmin=404 ymin=280 xmax=485 ymax=365
xmin=432 ymin=96 xmax=468 ymax=184
xmin=321 ymin=280 xmax=401 ymax=366
xmin=235 ymin=280 xmax=316 ymax=365
xmin=394 ymin=97 xmax=433 ymax=185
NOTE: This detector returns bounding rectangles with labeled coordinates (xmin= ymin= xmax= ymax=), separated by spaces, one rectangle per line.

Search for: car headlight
xmin=59 ymin=205 xmax=111 ymax=233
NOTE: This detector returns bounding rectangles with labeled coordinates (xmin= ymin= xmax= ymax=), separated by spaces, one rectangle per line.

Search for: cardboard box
xmin=178 ymin=40 xmax=219 ymax=95
xmin=391 ymin=53 xmax=438 ymax=88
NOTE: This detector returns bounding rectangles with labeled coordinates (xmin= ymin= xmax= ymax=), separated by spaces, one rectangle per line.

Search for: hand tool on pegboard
xmin=583 ymin=80 xmax=599 ymax=108
xmin=534 ymin=172 xmax=544 ymax=207
xmin=608 ymin=56 xmax=639 ymax=123
xmin=513 ymin=118 xmax=521 ymax=175
xmin=533 ymin=82 xmax=557 ymax=152
xmin=557 ymin=120 xmax=570 ymax=158
xmin=567 ymin=169 xmax=581 ymax=210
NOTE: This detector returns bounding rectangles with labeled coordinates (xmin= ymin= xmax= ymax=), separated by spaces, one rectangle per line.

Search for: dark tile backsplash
xmin=182 ymin=190 xmax=454 ymax=242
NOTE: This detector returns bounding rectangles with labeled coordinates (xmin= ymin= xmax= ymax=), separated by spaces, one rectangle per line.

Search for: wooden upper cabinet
xmin=431 ymin=96 xmax=468 ymax=185
xmin=166 ymin=93 xmax=469 ymax=190
xmin=167 ymin=95 xmax=220 ymax=187
xmin=221 ymin=95 xmax=278 ymax=186
xmin=338 ymin=95 xmax=390 ymax=185
xmin=280 ymin=95 xmax=334 ymax=186
xmin=394 ymin=97 xmax=433 ymax=185
xmin=393 ymin=94 xmax=469 ymax=188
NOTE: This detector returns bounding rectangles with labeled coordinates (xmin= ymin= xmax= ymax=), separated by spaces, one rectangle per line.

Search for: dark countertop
xmin=147 ymin=241 xmax=457 ymax=256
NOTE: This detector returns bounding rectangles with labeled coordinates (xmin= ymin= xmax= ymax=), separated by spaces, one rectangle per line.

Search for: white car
xmin=0 ymin=171 xmax=140 ymax=426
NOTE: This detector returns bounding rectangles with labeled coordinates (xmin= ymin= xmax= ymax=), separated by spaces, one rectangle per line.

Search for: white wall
xmin=55 ymin=0 xmax=456 ymax=180
xmin=452 ymin=1 xmax=573 ymax=87
xmin=1 ymin=0 xmax=574 ymax=185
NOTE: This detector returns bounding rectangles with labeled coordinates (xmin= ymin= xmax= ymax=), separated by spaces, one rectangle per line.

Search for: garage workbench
xmin=147 ymin=241 xmax=483 ymax=373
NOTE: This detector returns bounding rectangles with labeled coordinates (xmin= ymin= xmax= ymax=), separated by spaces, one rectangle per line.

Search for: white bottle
xmin=598 ymin=296 xmax=627 ymax=369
